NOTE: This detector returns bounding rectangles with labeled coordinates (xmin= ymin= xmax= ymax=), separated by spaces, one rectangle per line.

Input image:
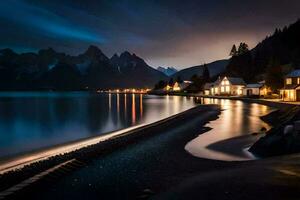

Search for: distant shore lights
xmin=99 ymin=88 xmax=150 ymax=94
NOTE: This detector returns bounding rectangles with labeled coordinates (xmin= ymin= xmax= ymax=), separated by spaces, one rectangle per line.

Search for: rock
xmin=284 ymin=125 xmax=294 ymax=135
xmin=143 ymin=188 xmax=154 ymax=194
xmin=260 ymin=127 xmax=267 ymax=132
xmin=294 ymin=121 xmax=300 ymax=131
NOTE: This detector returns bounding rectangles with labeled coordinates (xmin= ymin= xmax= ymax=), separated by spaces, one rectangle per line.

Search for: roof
xmin=286 ymin=70 xmax=300 ymax=78
xmin=245 ymin=83 xmax=263 ymax=88
xmin=213 ymin=78 xmax=221 ymax=85
xmin=179 ymin=82 xmax=191 ymax=89
xmin=282 ymin=84 xmax=300 ymax=90
xmin=204 ymin=83 xmax=214 ymax=90
xmin=226 ymin=77 xmax=246 ymax=85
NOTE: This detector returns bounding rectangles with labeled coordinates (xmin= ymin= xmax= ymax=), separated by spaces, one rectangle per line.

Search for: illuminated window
xmin=221 ymin=86 xmax=225 ymax=92
xmin=222 ymin=79 xmax=229 ymax=85
xmin=214 ymin=87 xmax=218 ymax=93
xmin=225 ymin=86 xmax=230 ymax=92
xmin=298 ymin=78 xmax=300 ymax=84
xmin=285 ymin=90 xmax=295 ymax=101
xmin=286 ymin=78 xmax=292 ymax=85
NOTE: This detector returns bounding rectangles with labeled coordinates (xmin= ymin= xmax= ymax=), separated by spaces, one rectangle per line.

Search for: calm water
xmin=0 ymin=92 xmax=197 ymax=158
xmin=25 ymin=97 xmax=276 ymax=200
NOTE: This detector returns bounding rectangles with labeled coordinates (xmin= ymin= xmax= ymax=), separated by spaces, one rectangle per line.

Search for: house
xmin=242 ymin=84 xmax=264 ymax=97
xmin=203 ymin=76 xmax=245 ymax=96
xmin=218 ymin=76 xmax=245 ymax=96
xmin=204 ymin=83 xmax=214 ymax=95
xmin=204 ymin=78 xmax=221 ymax=96
xmin=280 ymin=70 xmax=300 ymax=101
xmin=164 ymin=84 xmax=172 ymax=91
xmin=211 ymin=79 xmax=221 ymax=95
xmin=172 ymin=82 xmax=181 ymax=91
xmin=164 ymin=81 xmax=192 ymax=92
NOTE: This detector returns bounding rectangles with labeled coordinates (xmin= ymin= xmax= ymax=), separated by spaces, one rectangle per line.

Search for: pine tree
xmin=229 ymin=44 xmax=238 ymax=57
xmin=265 ymin=57 xmax=283 ymax=92
xmin=237 ymin=42 xmax=249 ymax=55
xmin=168 ymin=78 xmax=174 ymax=86
xmin=202 ymin=64 xmax=210 ymax=82
xmin=176 ymin=76 xmax=183 ymax=83
xmin=154 ymin=80 xmax=167 ymax=90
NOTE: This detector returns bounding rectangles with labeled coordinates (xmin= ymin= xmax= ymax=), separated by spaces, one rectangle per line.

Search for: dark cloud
xmin=1 ymin=0 xmax=300 ymax=69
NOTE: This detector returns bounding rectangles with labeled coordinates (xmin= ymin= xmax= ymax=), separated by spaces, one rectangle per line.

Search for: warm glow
xmin=286 ymin=78 xmax=292 ymax=85
xmin=221 ymin=78 xmax=229 ymax=86
xmin=221 ymin=86 xmax=225 ymax=92
xmin=173 ymin=82 xmax=181 ymax=91
xmin=283 ymin=89 xmax=296 ymax=101
xmin=237 ymin=87 xmax=243 ymax=95
xmin=289 ymin=90 xmax=295 ymax=100
xmin=225 ymin=86 xmax=230 ymax=92
xmin=140 ymin=94 xmax=143 ymax=117
xmin=214 ymin=87 xmax=218 ymax=94
xmin=132 ymin=94 xmax=136 ymax=124
xmin=165 ymin=85 xmax=172 ymax=91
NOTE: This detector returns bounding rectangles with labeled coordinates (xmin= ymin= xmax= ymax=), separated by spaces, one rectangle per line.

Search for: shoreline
xmin=0 ymin=94 xmax=284 ymax=172
xmin=1 ymin=94 xmax=299 ymax=199
xmin=0 ymin=104 xmax=221 ymax=195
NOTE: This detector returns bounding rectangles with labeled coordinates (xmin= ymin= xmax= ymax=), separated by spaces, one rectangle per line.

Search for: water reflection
xmin=140 ymin=94 xmax=143 ymax=118
xmin=186 ymin=98 xmax=275 ymax=161
xmin=0 ymin=92 xmax=196 ymax=158
xmin=132 ymin=94 xmax=136 ymax=124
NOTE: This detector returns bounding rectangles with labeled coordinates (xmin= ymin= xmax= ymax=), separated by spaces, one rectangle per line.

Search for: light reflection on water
xmin=0 ymin=92 xmax=196 ymax=159
xmin=186 ymin=97 xmax=275 ymax=161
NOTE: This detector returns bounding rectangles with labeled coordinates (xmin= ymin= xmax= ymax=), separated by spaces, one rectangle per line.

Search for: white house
xmin=242 ymin=84 xmax=264 ymax=96
xmin=218 ymin=77 xmax=245 ymax=96
xmin=164 ymin=81 xmax=192 ymax=92
xmin=204 ymin=76 xmax=245 ymax=96
xmin=204 ymin=83 xmax=214 ymax=95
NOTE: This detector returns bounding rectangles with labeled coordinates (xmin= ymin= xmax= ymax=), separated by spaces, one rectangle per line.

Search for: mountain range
xmin=0 ymin=46 xmax=167 ymax=90
xmin=1 ymin=19 xmax=298 ymax=91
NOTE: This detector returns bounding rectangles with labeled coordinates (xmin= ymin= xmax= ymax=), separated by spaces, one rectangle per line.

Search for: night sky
xmin=1 ymin=0 xmax=300 ymax=69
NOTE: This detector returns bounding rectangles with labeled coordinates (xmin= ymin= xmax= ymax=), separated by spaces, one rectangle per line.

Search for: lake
xmin=0 ymin=92 xmax=197 ymax=159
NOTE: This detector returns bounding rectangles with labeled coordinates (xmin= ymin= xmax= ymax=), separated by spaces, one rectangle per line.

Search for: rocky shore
xmin=249 ymin=105 xmax=300 ymax=157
